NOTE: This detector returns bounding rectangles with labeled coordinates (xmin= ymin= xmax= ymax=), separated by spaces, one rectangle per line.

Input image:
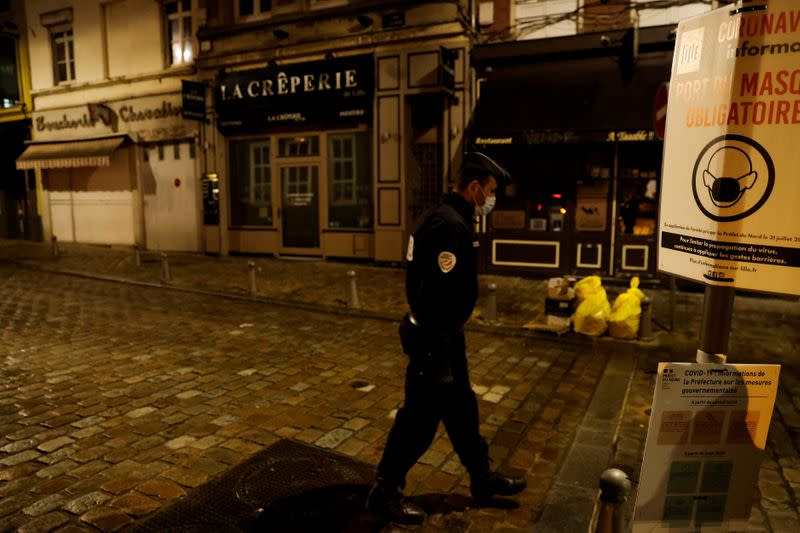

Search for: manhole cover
xmin=127 ymin=439 xmax=375 ymax=532
xmin=235 ymin=455 xmax=367 ymax=507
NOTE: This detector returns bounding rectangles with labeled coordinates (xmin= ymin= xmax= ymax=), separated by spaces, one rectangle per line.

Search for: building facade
xmin=0 ymin=0 xmax=37 ymax=241
xmin=195 ymin=0 xmax=474 ymax=262
xmin=18 ymin=0 xmax=204 ymax=251
xmin=468 ymin=0 xmax=726 ymax=279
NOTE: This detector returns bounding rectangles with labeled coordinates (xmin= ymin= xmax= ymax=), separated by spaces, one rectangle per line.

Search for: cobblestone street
xmin=0 ymin=266 xmax=607 ymax=532
xmin=1 ymin=249 xmax=799 ymax=532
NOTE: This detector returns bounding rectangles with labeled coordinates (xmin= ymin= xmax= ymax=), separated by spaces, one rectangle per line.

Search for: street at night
xmin=2 ymin=0 xmax=800 ymax=531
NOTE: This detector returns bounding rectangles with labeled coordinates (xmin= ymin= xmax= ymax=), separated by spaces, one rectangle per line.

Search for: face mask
xmin=474 ymin=186 xmax=496 ymax=216
xmin=703 ymin=170 xmax=757 ymax=207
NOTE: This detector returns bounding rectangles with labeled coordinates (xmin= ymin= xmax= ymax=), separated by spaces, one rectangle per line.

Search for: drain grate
xmin=127 ymin=439 xmax=375 ymax=532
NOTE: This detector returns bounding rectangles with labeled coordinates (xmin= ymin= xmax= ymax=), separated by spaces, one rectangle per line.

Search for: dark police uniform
xmin=376 ymin=191 xmax=489 ymax=489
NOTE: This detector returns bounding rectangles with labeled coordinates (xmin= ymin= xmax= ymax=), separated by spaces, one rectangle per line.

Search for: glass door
xmin=280 ymin=164 xmax=320 ymax=248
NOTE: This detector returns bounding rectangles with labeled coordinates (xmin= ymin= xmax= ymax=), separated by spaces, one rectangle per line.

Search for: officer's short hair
xmin=457 ymin=152 xmax=511 ymax=191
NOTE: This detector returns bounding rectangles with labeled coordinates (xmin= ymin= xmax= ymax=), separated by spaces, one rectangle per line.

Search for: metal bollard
xmin=160 ymin=253 xmax=171 ymax=284
xmin=347 ymin=270 xmax=360 ymax=309
xmin=134 ymin=245 xmax=141 ymax=267
xmin=595 ymin=468 xmax=632 ymax=533
xmin=248 ymin=260 xmax=257 ymax=296
xmin=51 ymin=235 xmax=59 ymax=258
xmin=639 ymin=296 xmax=654 ymax=341
xmin=486 ymin=282 xmax=497 ymax=323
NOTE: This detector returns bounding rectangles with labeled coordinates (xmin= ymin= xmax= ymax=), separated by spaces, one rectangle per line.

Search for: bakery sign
xmin=32 ymin=93 xmax=196 ymax=142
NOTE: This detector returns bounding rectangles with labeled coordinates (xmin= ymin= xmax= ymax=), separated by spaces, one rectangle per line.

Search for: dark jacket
xmin=406 ymin=192 xmax=478 ymax=332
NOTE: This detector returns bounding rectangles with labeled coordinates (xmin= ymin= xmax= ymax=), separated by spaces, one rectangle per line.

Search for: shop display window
xmin=491 ymin=144 xmax=591 ymax=233
xmin=617 ymin=143 xmax=660 ymax=236
xmin=229 ymin=139 xmax=273 ymax=227
xmin=328 ymin=132 xmax=372 ymax=229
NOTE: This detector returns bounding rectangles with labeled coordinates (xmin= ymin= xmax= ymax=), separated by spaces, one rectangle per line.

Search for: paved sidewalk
xmin=1 ymin=240 xmax=800 ymax=532
xmin=0 ymin=239 xmax=744 ymax=335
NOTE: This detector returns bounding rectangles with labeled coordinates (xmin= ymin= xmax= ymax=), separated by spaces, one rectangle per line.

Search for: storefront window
xmin=617 ymin=142 xmax=661 ymax=236
xmin=229 ymin=139 xmax=273 ymax=226
xmin=328 ymin=132 xmax=372 ymax=229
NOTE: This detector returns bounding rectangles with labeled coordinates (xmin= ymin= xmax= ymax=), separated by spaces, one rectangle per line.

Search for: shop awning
xmin=15 ymin=135 xmax=130 ymax=170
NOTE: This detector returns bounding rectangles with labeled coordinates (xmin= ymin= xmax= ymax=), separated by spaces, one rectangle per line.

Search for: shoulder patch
xmin=406 ymin=236 xmax=414 ymax=262
xmin=438 ymin=251 xmax=457 ymax=273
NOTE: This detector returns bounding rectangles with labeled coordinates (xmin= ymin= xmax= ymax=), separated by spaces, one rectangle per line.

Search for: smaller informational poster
xmin=633 ymin=363 xmax=780 ymax=532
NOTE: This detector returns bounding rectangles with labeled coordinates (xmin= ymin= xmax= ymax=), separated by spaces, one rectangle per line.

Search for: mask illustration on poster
xmin=691 ymin=134 xmax=775 ymax=223
xmin=702 ymin=146 xmax=758 ymax=208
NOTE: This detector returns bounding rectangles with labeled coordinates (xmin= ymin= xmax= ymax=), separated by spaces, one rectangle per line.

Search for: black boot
xmin=365 ymin=480 xmax=426 ymax=525
xmin=471 ymin=471 xmax=527 ymax=504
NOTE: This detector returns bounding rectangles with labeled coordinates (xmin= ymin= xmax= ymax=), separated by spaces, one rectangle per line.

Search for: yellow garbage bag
xmin=608 ymin=277 xmax=647 ymax=339
xmin=574 ymin=275 xmax=603 ymax=301
xmin=573 ymin=276 xmax=610 ymax=336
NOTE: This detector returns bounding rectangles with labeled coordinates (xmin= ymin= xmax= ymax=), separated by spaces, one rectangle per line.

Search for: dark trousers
xmin=376 ymin=320 xmax=489 ymax=489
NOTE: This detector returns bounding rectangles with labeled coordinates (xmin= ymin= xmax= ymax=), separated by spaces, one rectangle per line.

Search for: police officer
xmin=366 ymin=152 xmax=526 ymax=524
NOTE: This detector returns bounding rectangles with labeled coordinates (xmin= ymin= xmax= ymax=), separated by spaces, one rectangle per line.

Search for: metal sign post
xmin=696 ymin=285 xmax=735 ymax=364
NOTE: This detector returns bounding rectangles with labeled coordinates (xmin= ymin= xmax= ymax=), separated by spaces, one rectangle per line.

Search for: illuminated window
xmin=165 ymin=0 xmax=193 ymax=66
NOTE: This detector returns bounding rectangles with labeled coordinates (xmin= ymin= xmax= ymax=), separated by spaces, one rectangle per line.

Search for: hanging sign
xmin=658 ymin=0 xmax=800 ymax=295
xmin=182 ymin=80 xmax=206 ymax=122
xmin=634 ymin=362 xmax=780 ymax=532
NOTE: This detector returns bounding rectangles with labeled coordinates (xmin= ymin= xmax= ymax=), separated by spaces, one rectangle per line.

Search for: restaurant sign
xmin=32 ymin=93 xmax=195 ymax=142
xmin=215 ymin=54 xmax=374 ymax=131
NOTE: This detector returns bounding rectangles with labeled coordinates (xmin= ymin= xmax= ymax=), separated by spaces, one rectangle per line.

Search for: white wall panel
xmin=143 ymin=142 xmax=200 ymax=251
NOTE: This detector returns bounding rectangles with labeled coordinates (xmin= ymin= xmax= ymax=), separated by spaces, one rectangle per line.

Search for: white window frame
xmin=235 ymin=0 xmax=274 ymax=22
xmin=164 ymin=0 xmax=193 ymax=67
xmin=284 ymin=166 xmax=312 ymax=196
xmin=330 ymin=134 xmax=357 ymax=207
xmin=249 ymin=142 xmax=271 ymax=205
xmin=51 ymin=25 xmax=75 ymax=84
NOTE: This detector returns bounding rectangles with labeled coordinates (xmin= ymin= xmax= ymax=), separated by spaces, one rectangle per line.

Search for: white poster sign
xmin=633 ymin=362 xmax=780 ymax=532
xmin=658 ymin=0 xmax=800 ymax=295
